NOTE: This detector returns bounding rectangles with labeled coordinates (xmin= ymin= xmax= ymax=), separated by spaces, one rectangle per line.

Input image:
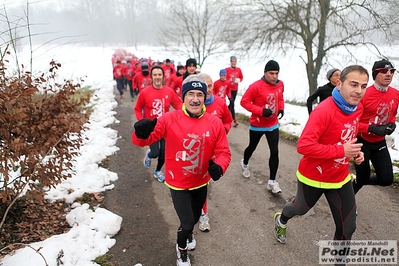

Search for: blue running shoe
xmin=154 ymin=170 xmax=165 ymax=182
xmin=143 ymin=149 xmax=151 ymax=168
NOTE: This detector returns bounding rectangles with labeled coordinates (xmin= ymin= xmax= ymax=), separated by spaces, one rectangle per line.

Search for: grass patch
xmin=236 ymin=113 xmax=250 ymax=124
xmin=92 ymin=253 xmax=118 ymax=266
xmin=285 ymin=99 xmax=306 ymax=107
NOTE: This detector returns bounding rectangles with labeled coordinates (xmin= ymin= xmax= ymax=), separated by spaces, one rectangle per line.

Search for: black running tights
xmin=243 ymin=128 xmax=279 ymax=180
xmin=281 ymin=180 xmax=356 ymax=240
xmin=170 ymin=186 xmax=208 ymax=249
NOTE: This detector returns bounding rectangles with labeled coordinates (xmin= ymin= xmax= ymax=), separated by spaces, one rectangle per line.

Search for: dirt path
xmin=106 ymin=91 xmax=399 ymax=266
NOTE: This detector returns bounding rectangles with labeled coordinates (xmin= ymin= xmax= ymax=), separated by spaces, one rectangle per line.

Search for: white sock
xmin=268 ymin=180 xmax=275 ymax=185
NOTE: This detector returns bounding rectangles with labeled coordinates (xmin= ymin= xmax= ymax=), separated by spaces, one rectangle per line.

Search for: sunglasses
xmin=374 ymin=68 xmax=396 ymax=74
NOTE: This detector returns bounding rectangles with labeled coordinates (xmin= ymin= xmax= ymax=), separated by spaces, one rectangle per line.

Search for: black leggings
xmin=148 ymin=139 xmax=165 ymax=171
xmin=281 ymin=180 xmax=356 ymax=240
xmin=243 ymin=128 xmax=279 ymax=180
xmin=170 ymin=186 xmax=208 ymax=248
xmin=353 ymin=136 xmax=393 ymax=194
xmin=229 ymin=90 xmax=238 ymax=120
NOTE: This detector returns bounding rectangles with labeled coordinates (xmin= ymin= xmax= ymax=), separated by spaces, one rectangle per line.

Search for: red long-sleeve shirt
xmin=113 ymin=64 xmax=124 ymax=79
xmin=225 ymin=66 xmax=243 ymax=92
xmin=296 ymin=97 xmax=363 ymax=188
xmin=134 ymin=85 xmax=182 ymax=120
xmin=132 ymin=108 xmax=231 ymax=190
xmin=240 ymin=79 xmax=284 ymax=128
xmin=205 ymin=96 xmax=233 ymax=133
xmin=171 ymin=76 xmax=183 ymax=97
xmin=133 ymin=72 xmax=151 ymax=93
xmin=357 ymin=84 xmax=399 ymax=142
xmin=213 ymin=79 xmax=231 ymax=99
xmin=162 ymin=64 xmax=174 ymax=85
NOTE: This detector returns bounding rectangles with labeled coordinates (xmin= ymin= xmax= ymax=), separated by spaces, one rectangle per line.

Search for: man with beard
xmin=134 ymin=66 xmax=182 ymax=182
xmin=132 ymin=74 xmax=231 ymax=266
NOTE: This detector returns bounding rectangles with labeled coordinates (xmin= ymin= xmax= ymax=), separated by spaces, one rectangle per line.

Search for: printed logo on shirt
xmin=266 ymin=93 xmax=277 ymax=112
xmin=175 ymin=131 xmax=210 ymax=174
xmin=369 ymin=102 xmax=391 ymax=125
xmin=333 ymin=119 xmax=359 ymax=167
xmin=142 ymin=78 xmax=150 ymax=88
xmin=151 ymin=98 xmax=165 ymax=118
xmin=218 ymin=85 xmax=228 ymax=98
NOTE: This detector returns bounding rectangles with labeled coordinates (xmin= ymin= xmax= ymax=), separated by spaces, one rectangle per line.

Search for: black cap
xmin=264 ymin=60 xmax=280 ymax=72
xmin=372 ymin=59 xmax=394 ymax=80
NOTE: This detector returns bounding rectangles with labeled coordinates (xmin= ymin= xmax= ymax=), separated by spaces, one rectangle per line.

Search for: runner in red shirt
xmin=132 ymin=74 xmax=231 ymax=266
xmin=197 ymin=72 xmax=233 ymax=232
xmin=125 ymin=60 xmax=137 ymax=100
xmin=170 ymin=65 xmax=185 ymax=96
xmin=213 ymin=69 xmax=231 ymax=100
xmin=133 ymin=62 xmax=151 ymax=94
xmin=225 ymin=56 xmax=243 ymax=127
xmin=162 ymin=59 xmax=175 ymax=86
xmin=113 ymin=60 xmax=124 ymax=99
xmin=274 ymin=65 xmax=368 ymax=245
xmin=353 ymin=59 xmax=399 ymax=196
xmin=134 ymin=66 xmax=182 ymax=182
xmin=240 ymin=60 xmax=284 ymax=193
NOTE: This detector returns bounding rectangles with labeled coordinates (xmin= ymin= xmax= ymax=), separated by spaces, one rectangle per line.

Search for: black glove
xmin=368 ymin=124 xmax=388 ymax=136
xmin=385 ymin=122 xmax=396 ymax=135
xmin=134 ymin=118 xmax=157 ymax=139
xmin=262 ymin=108 xmax=273 ymax=117
xmin=278 ymin=110 xmax=284 ymax=119
xmin=208 ymin=159 xmax=223 ymax=181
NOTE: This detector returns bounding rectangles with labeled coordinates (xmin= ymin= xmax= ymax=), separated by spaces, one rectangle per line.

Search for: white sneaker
xmin=267 ymin=181 xmax=282 ymax=194
xmin=240 ymin=159 xmax=250 ymax=178
xmin=198 ymin=214 xmax=211 ymax=232
xmin=176 ymin=244 xmax=191 ymax=266
xmin=186 ymin=233 xmax=196 ymax=250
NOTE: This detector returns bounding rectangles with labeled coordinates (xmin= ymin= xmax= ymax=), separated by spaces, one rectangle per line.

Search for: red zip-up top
xmin=240 ymin=78 xmax=284 ymax=128
xmin=206 ymin=96 xmax=233 ymax=133
xmin=162 ymin=64 xmax=174 ymax=85
xmin=132 ymin=108 xmax=231 ymax=190
xmin=133 ymin=72 xmax=152 ymax=93
xmin=113 ymin=64 xmax=124 ymax=79
xmin=297 ymin=97 xmax=364 ymax=188
xmin=171 ymin=76 xmax=183 ymax=97
xmin=225 ymin=66 xmax=243 ymax=92
xmin=213 ymin=79 xmax=231 ymax=99
xmin=125 ymin=64 xmax=136 ymax=81
xmin=134 ymin=85 xmax=182 ymax=120
xmin=357 ymin=84 xmax=399 ymax=143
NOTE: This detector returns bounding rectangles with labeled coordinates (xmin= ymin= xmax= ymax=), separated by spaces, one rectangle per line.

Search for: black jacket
xmin=306 ymin=82 xmax=335 ymax=114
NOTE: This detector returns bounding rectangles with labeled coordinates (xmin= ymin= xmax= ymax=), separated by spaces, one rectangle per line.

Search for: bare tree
xmin=225 ymin=0 xmax=399 ymax=96
xmin=158 ymin=0 xmax=229 ymax=66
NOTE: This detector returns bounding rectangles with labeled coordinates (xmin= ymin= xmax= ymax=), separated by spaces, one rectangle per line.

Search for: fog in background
xmin=2 ymin=0 xmax=397 ymax=52
xmin=1 ymin=0 xmax=164 ymax=49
